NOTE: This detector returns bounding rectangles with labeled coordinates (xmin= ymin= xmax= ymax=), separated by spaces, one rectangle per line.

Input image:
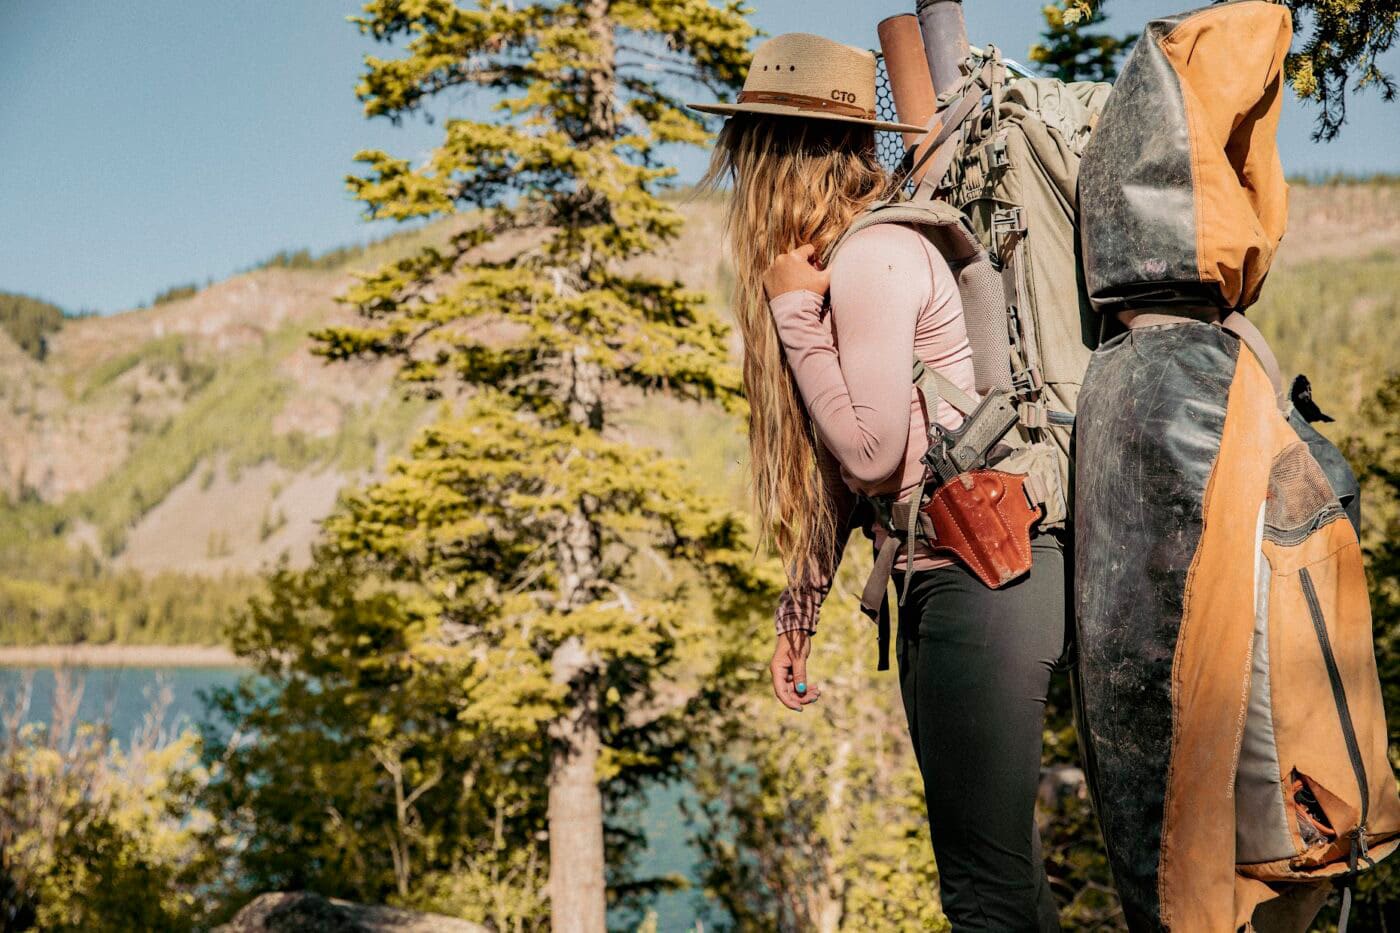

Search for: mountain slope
xmin=0 ymin=183 xmax=1392 ymax=645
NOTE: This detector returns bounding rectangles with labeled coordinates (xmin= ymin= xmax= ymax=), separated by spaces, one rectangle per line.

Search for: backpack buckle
xmin=993 ymin=206 xmax=1026 ymax=261
xmin=1013 ymin=363 xmax=1043 ymax=396
xmin=863 ymin=492 xmax=897 ymax=536
xmin=992 ymin=205 xmax=1026 ymax=237
xmin=1018 ymin=400 xmax=1048 ymax=429
xmin=989 ymin=134 xmax=1010 ymax=170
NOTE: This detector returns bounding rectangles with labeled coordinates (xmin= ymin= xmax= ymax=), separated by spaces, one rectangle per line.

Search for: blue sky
xmin=2 ymin=0 xmax=1397 ymax=315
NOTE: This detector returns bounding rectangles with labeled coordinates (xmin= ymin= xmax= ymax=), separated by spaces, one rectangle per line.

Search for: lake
xmin=0 ymin=664 xmax=711 ymax=931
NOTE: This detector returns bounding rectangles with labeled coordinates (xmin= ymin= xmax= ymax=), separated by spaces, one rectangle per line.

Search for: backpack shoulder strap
xmin=821 ymin=194 xmax=979 ymax=269
xmin=824 ymin=195 xmax=1003 ymax=406
xmin=1220 ymin=311 xmax=1289 ymax=414
xmin=913 ymin=357 xmax=978 ymax=416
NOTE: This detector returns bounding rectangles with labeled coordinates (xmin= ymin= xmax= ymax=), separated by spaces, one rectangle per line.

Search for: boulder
xmin=213 ymin=892 xmax=489 ymax=933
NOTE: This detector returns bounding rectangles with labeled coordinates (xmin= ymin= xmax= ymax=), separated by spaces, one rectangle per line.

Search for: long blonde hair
xmin=701 ymin=114 xmax=889 ymax=581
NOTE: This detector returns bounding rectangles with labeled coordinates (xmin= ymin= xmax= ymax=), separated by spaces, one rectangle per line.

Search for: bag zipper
xmin=1298 ymin=567 xmax=1371 ymax=856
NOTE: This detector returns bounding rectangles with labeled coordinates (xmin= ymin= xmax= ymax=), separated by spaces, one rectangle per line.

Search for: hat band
xmin=737 ymin=89 xmax=875 ymax=121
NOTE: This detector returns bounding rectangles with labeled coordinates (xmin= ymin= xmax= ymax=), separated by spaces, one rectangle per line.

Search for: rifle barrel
xmin=915 ymin=0 xmax=970 ymax=97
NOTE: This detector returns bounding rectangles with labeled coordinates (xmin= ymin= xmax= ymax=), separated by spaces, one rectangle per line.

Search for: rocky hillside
xmin=0 ymin=183 xmax=1392 ymax=645
xmin=0 ymin=196 xmax=730 ymax=645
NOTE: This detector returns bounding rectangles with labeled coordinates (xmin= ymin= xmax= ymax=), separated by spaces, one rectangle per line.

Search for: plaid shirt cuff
xmin=775 ymin=587 xmax=820 ymax=636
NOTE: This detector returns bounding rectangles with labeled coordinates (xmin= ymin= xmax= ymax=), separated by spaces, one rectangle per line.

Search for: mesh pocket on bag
xmin=1264 ymin=442 xmax=1345 ymax=546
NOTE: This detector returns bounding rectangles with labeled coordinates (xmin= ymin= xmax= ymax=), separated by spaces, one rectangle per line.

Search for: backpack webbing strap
xmin=860 ymin=539 xmax=898 ymax=671
xmin=893 ymin=58 xmax=996 ymax=193
xmin=912 ymin=115 xmax=977 ymax=199
xmin=997 ymin=227 xmax=1044 ymax=403
xmin=1120 ymin=310 xmax=1289 ymax=414
xmin=857 ymin=356 xmax=981 ymax=671
xmin=913 ymin=357 xmax=979 ymax=420
xmin=1220 ymin=312 xmax=1289 ymax=413
xmin=858 ymin=495 xmax=931 ymax=672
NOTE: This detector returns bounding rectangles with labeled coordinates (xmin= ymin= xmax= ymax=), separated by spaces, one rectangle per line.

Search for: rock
xmin=213 ymin=892 xmax=489 ymax=933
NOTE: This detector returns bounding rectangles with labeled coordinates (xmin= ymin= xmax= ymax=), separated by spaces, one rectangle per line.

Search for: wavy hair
xmin=701 ymin=114 xmax=889 ymax=581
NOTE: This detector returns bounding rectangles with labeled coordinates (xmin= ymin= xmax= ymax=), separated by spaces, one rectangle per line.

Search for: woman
xmin=692 ymin=33 xmax=1067 ymax=931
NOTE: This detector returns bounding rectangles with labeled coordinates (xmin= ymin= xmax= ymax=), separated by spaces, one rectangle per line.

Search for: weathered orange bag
xmin=1079 ymin=1 xmax=1291 ymax=314
xmin=1075 ymin=4 xmax=1400 ymax=929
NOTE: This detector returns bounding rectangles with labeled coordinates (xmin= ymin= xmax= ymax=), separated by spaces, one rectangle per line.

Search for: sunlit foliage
xmin=1053 ymin=0 xmax=1397 ymax=139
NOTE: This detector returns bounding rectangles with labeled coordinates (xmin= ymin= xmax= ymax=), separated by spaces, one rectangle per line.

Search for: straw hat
xmin=688 ymin=33 xmax=927 ymax=134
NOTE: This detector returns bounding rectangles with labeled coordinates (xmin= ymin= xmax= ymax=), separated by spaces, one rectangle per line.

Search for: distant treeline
xmin=147 ymin=237 xmax=389 ymax=306
xmin=1287 ymin=171 xmax=1400 ymax=187
xmin=247 ymin=221 xmax=439 ymax=274
xmin=139 ymin=229 xmax=428 ymax=308
xmin=0 ymin=292 xmax=81 ymax=361
xmin=152 ymin=282 xmax=202 ymax=305
xmin=249 ymin=243 xmax=369 ymax=272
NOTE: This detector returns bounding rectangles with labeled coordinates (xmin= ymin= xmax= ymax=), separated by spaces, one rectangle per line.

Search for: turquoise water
xmin=0 ymin=665 xmax=243 ymax=743
xmin=0 ymin=665 xmax=710 ymax=931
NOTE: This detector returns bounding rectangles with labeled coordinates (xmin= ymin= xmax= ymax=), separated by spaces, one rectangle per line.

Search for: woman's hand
xmin=763 ymin=244 xmax=831 ymax=301
xmin=770 ymin=630 xmax=821 ymax=711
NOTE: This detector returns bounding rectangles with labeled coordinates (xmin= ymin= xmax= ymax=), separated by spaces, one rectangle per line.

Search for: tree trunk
xmin=815 ymin=731 xmax=851 ymax=932
xmin=547 ymin=5 xmax=616 ymax=927
xmin=547 ymin=637 xmax=606 ymax=933
xmin=547 ymin=402 xmax=607 ymax=932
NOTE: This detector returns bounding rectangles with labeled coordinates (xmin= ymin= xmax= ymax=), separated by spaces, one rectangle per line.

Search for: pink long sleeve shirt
xmin=769 ymin=222 xmax=977 ymax=635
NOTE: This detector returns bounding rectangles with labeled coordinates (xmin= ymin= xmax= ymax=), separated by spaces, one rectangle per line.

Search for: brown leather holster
xmin=859 ymin=469 xmax=1040 ymax=670
xmin=921 ymin=469 xmax=1038 ymax=588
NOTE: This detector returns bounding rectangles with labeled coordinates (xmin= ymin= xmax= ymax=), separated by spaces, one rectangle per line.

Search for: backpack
xmin=1073 ymin=4 xmax=1400 ymax=928
xmin=938 ymin=47 xmax=1111 ymax=510
xmin=1076 ymin=315 xmax=1400 ymax=932
xmin=846 ymin=45 xmax=1113 ymax=525
xmin=825 ymin=50 xmax=1109 ymax=667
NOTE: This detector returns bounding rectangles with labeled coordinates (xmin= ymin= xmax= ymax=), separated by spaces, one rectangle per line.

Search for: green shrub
xmin=0 ymin=675 xmax=212 ymax=931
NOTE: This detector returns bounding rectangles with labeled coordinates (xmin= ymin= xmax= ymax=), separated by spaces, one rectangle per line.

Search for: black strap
xmin=876 ymin=590 xmax=890 ymax=672
xmin=1301 ymin=564 xmax=1370 ymax=933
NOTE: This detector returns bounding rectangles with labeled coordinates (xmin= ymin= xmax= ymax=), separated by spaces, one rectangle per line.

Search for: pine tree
xmin=1052 ymin=0 xmax=1397 ymax=140
xmin=312 ymin=2 xmax=759 ymax=928
xmin=1029 ymin=4 xmax=1135 ymax=83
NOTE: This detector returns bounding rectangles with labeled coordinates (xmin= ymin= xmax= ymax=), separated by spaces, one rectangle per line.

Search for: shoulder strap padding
xmin=824 ymin=196 xmax=1014 ymax=398
xmin=822 ymin=197 xmax=980 ymax=268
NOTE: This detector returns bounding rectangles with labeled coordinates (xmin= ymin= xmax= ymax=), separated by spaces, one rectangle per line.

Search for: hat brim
xmin=688 ymin=101 xmax=927 ymax=135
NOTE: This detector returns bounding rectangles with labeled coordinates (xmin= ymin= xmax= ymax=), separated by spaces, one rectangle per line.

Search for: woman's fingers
xmin=770 ymin=633 xmax=819 ymax=711
xmin=790 ymin=650 xmax=810 ymax=704
xmin=770 ymin=652 xmax=802 ymax=711
xmin=769 ymin=639 xmax=804 ymax=711
xmin=762 ymin=244 xmax=829 ymax=300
